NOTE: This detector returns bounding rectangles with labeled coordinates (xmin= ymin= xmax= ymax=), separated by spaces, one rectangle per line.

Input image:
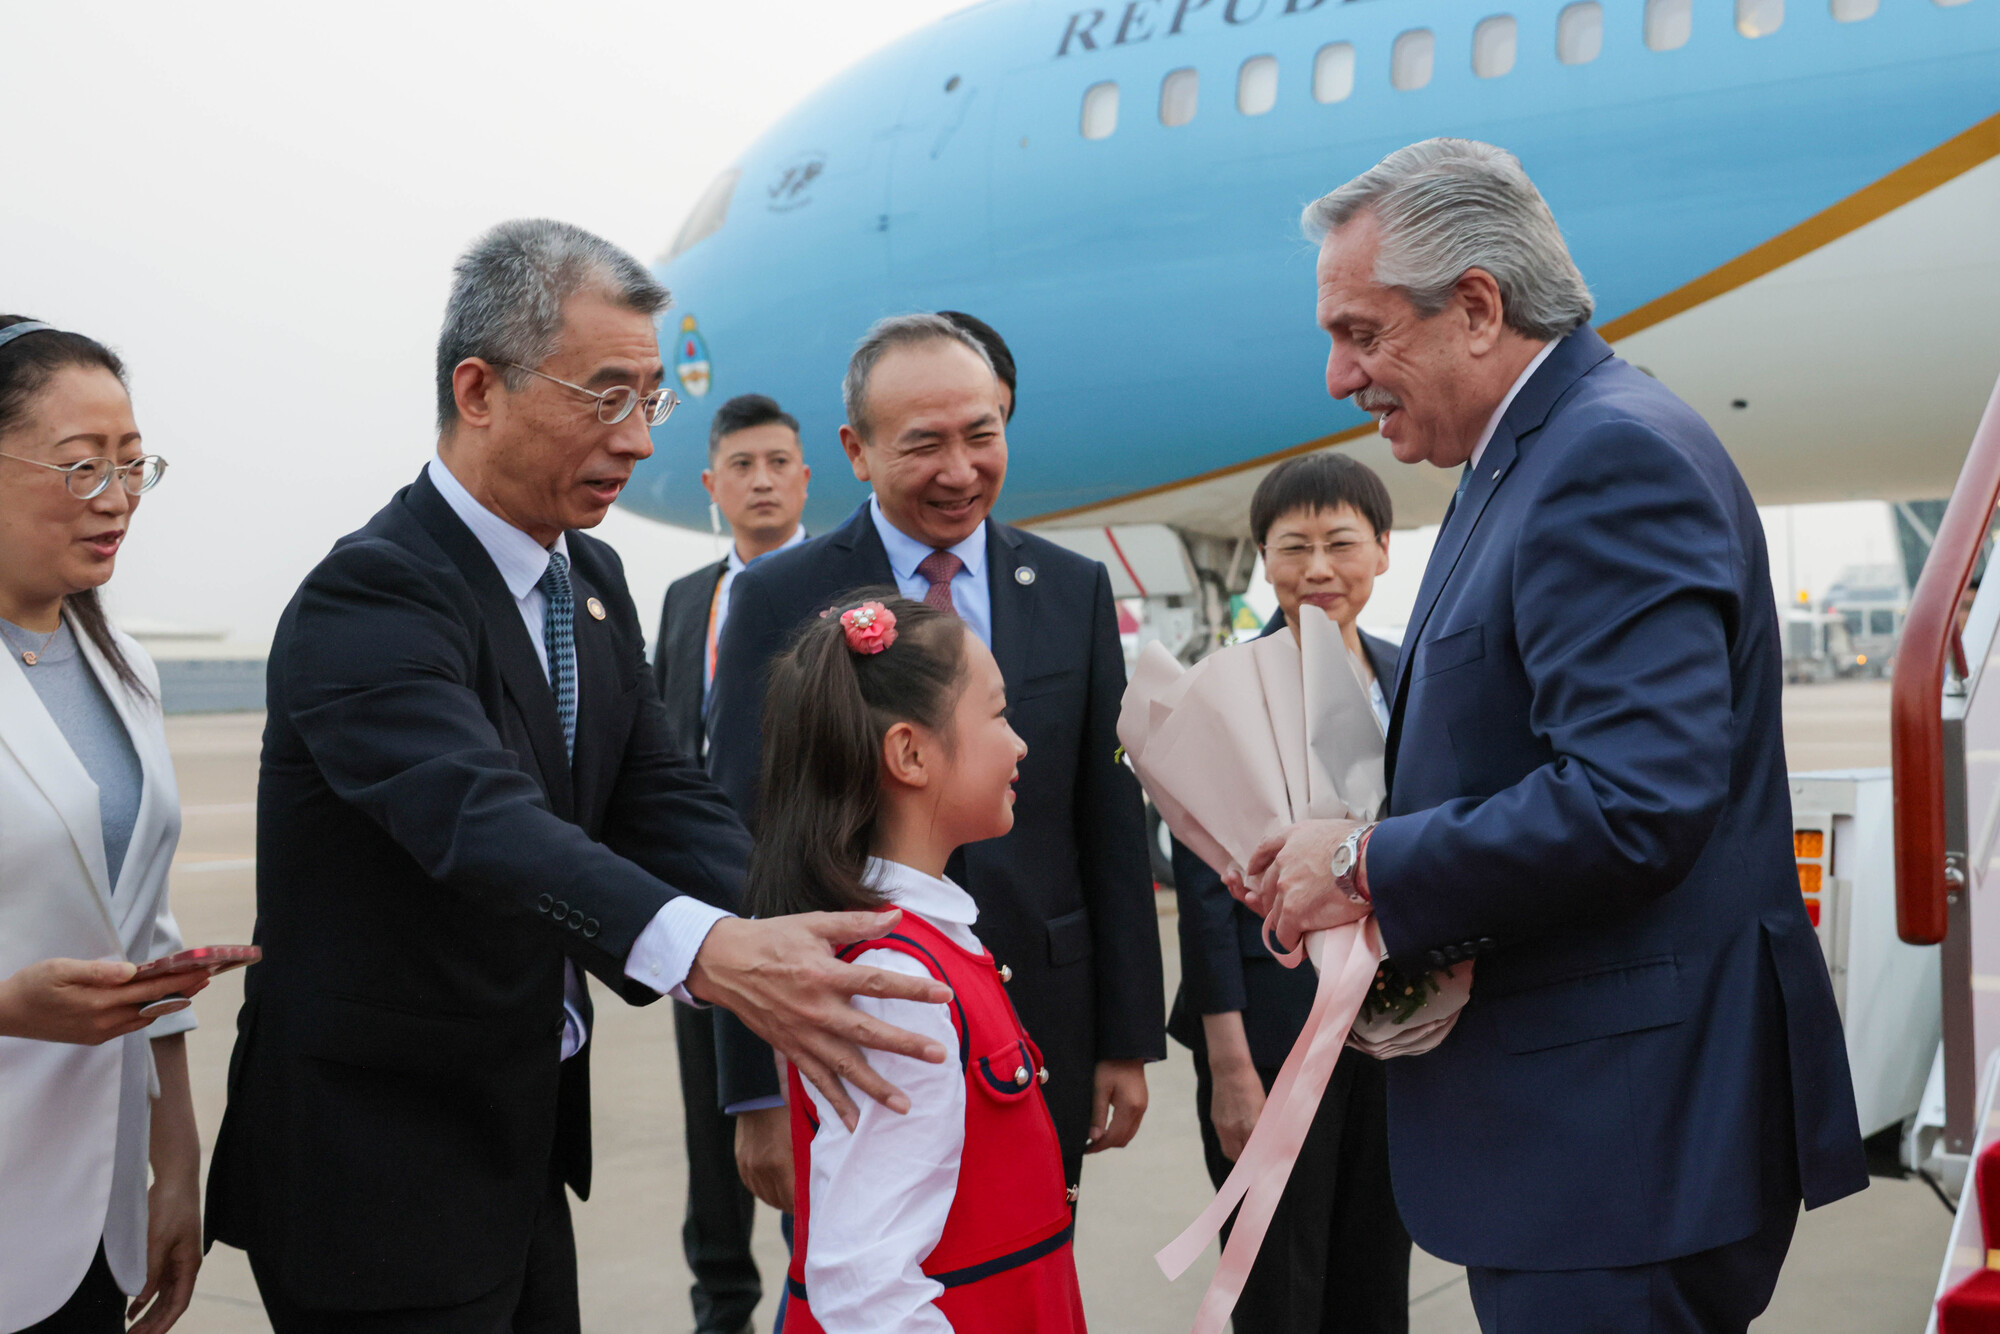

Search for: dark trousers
xmin=23 ymin=1244 xmax=124 ymax=1334
xmin=675 ymin=1002 xmax=761 ymax=1333
xmin=1191 ymin=1028 xmax=1410 ymax=1334
xmin=1465 ymin=1204 xmax=1798 ymax=1334
xmin=251 ymin=1167 xmax=579 ymax=1334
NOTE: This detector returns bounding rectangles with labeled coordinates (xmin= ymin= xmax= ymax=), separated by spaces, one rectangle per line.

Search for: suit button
xmin=1014 ymin=1066 xmax=1029 ymax=1087
xmin=537 ymin=894 xmax=554 ymax=913
xmin=1037 ymin=1067 xmax=1049 ymax=1085
xmin=1443 ymin=944 xmax=1463 ymax=963
xmin=999 ymin=964 xmax=1013 ymax=983
xmin=583 ymin=918 xmax=600 ymax=939
xmin=553 ymin=900 xmax=569 ymax=919
xmin=1426 ymin=951 xmax=1448 ymax=971
xmin=568 ymin=910 xmax=586 ymax=929
xmin=1477 ymin=937 xmax=1495 ymax=952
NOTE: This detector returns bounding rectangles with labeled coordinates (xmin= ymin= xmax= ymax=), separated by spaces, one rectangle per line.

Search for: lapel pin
xmin=586 ymin=597 xmax=607 ymax=621
xmin=1015 ymin=567 xmax=1036 ymax=586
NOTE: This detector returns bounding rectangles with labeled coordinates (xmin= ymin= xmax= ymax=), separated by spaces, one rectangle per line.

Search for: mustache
xmin=1353 ymin=387 xmax=1402 ymax=414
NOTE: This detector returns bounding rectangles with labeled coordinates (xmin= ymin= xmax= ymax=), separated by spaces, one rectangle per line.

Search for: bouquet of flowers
xmin=1118 ymin=603 xmax=1469 ymax=1332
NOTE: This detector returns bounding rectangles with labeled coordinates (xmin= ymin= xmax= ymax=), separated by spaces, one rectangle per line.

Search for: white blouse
xmin=799 ymin=859 xmax=983 ymax=1334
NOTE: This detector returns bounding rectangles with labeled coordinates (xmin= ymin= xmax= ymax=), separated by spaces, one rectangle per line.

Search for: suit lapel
xmin=404 ymin=471 xmax=574 ymax=818
xmin=0 ymin=628 xmax=118 ymax=926
xmin=1383 ymin=327 xmax=1618 ymax=784
xmin=73 ymin=626 xmax=169 ymax=923
xmin=985 ymin=523 xmax=1034 ymax=692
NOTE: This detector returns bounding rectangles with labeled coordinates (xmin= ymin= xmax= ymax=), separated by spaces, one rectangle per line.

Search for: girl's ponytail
xmin=746 ymin=589 xmax=969 ymax=919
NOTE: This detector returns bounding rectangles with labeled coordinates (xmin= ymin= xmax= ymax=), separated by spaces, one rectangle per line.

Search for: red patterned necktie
xmin=917 ymin=549 xmax=964 ymax=615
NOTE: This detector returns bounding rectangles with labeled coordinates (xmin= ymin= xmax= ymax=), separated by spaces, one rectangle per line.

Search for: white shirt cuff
xmin=625 ymin=895 xmax=734 ymax=1004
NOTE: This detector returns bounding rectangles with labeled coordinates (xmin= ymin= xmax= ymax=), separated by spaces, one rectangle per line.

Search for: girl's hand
xmin=0 ymin=958 xmax=207 ymax=1045
xmin=734 ymin=1105 xmax=796 ymax=1212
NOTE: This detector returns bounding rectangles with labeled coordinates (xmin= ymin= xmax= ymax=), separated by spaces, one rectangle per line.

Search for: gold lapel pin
xmin=586 ymin=597 xmax=607 ymax=621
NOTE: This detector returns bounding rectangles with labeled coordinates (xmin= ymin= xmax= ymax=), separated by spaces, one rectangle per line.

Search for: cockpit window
xmin=664 ymin=168 xmax=741 ymax=262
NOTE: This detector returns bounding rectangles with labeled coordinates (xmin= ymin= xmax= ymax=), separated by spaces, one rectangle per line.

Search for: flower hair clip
xmin=840 ymin=601 xmax=897 ymax=655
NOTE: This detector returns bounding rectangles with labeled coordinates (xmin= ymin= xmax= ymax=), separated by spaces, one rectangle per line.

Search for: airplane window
xmin=1736 ymin=0 xmax=1783 ymax=35
xmin=1557 ymin=2 xmax=1604 ymax=62
xmin=1392 ymin=30 xmax=1435 ymax=89
xmin=1830 ymin=0 xmax=1877 ymax=18
xmin=1161 ymin=67 xmax=1199 ymax=126
xmin=1238 ymin=56 xmax=1279 ymax=115
xmin=1081 ymin=81 xmax=1119 ymax=139
xmin=1933 ymin=0 xmax=1969 ymax=8
xmin=1473 ymin=15 xmax=1517 ymax=76
xmin=664 ymin=167 xmax=741 ymax=262
xmin=1313 ymin=42 xmax=1356 ymax=103
xmin=1646 ymin=0 xmax=1692 ymax=48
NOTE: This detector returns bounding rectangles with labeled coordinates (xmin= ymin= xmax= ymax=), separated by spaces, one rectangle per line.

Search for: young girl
xmin=748 ymin=592 xmax=1086 ymax=1334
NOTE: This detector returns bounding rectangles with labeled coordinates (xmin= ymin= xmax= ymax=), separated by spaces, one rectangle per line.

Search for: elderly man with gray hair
xmin=1231 ymin=140 xmax=1866 ymax=1331
xmin=204 ymin=220 xmax=957 ymax=1333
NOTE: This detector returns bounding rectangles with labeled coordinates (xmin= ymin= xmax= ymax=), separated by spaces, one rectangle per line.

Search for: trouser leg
xmin=675 ymin=1002 xmax=761 ymax=1332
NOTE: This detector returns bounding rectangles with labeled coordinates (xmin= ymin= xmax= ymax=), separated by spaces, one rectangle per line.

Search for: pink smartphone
xmin=133 ymin=945 xmax=260 ymax=981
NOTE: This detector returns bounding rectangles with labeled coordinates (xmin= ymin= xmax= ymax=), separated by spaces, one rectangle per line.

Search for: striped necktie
xmin=1440 ymin=465 xmax=1472 ymax=528
xmin=539 ymin=551 xmax=577 ymax=760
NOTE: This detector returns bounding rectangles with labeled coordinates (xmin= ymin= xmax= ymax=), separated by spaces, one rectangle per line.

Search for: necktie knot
xmin=917 ymin=549 xmax=963 ymax=615
xmin=539 ymin=550 xmax=573 ymax=605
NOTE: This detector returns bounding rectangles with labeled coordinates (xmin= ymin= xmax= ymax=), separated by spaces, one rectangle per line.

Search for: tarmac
xmin=160 ymin=679 xmax=1948 ymax=1333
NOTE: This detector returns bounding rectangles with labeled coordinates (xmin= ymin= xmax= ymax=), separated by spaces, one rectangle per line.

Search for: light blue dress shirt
xmin=868 ymin=495 xmax=992 ymax=649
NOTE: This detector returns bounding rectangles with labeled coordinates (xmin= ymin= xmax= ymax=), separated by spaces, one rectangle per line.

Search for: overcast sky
xmin=2 ymin=1 xmax=1903 ymax=644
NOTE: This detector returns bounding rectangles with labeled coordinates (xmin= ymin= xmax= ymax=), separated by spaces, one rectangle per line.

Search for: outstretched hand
xmin=686 ymin=910 xmax=953 ymax=1131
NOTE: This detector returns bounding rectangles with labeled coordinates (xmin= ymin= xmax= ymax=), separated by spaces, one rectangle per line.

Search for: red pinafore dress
xmin=783 ymin=910 xmax=1087 ymax=1333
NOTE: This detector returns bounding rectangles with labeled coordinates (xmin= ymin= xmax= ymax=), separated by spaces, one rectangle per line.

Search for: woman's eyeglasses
xmin=500 ymin=364 xmax=680 ymax=427
xmin=0 ymin=452 xmax=168 ymax=499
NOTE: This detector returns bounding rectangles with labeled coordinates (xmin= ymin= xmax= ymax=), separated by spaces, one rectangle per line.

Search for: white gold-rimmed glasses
xmin=501 ymin=363 xmax=680 ymax=427
xmin=0 ymin=451 xmax=168 ymax=499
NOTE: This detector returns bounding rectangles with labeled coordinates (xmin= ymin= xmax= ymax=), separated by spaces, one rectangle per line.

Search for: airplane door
xmin=885 ymin=32 xmax=994 ymax=286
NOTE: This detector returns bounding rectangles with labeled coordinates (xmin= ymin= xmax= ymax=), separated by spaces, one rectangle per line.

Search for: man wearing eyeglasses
xmin=204 ymin=221 xmax=954 ymax=1334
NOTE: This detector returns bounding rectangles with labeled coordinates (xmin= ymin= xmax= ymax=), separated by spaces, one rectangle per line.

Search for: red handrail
xmin=1894 ymin=371 xmax=2000 ymax=945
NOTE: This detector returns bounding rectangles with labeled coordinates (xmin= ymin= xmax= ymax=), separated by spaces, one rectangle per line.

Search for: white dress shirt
xmin=869 ymin=496 xmax=992 ymax=649
xmin=706 ymin=525 xmax=809 ymax=693
xmin=799 ymin=859 xmax=981 ymax=1334
xmin=427 ymin=457 xmax=730 ymax=1053
xmin=1468 ymin=340 xmax=1556 ymax=475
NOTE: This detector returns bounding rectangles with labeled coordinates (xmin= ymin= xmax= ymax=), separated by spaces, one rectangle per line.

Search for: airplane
xmin=624 ymin=0 xmax=2000 ymax=591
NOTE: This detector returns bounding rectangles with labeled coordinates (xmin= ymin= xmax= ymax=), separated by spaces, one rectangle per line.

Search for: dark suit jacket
xmin=1166 ymin=615 xmax=1399 ymax=1069
xmin=1367 ymin=328 xmax=1866 ymax=1271
xmin=705 ymin=503 xmax=1164 ymax=1165
xmin=205 ymin=468 xmax=752 ymax=1310
xmin=654 ymin=556 xmax=727 ymax=757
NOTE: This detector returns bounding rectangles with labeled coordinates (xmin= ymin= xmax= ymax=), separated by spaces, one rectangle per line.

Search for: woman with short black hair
xmin=0 ymin=317 xmax=203 ymax=1334
xmin=1168 ymin=450 xmax=1412 ymax=1332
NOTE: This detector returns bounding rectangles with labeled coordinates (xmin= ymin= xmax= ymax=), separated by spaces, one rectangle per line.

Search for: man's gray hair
xmin=1301 ymin=139 xmax=1593 ymax=341
xmin=436 ymin=219 xmax=670 ymax=432
xmin=842 ymin=313 xmax=996 ymax=441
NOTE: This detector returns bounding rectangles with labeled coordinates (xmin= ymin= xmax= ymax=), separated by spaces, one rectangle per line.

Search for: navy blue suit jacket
xmin=1167 ymin=616 xmax=1399 ymax=1069
xmin=1367 ymin=328 xmax=1866 ymax=1271
xmin=704 ymin=503 xmax=1163 ymax=1165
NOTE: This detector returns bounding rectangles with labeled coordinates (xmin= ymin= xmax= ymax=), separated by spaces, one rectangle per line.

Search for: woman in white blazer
xmin=0 ymin=319 xmax=205 ymax=1334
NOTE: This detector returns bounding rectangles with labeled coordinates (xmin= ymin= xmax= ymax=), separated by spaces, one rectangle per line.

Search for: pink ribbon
xmin=1154 ymin=917 xmax=1385 ymax=1334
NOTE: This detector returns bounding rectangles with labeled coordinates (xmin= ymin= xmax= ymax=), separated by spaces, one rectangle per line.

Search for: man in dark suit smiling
xmin=708 ymin=313 xmax=1164 ymax=1211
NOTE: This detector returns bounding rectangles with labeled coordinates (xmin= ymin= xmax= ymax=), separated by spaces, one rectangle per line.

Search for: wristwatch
xmin=1331 ymin=824 xmax=1374 ymax=905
